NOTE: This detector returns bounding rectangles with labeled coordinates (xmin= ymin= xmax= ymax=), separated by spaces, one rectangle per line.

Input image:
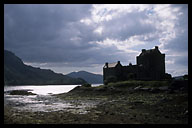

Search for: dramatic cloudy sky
xmin=4 ymin=4 xmax=188 ymax=76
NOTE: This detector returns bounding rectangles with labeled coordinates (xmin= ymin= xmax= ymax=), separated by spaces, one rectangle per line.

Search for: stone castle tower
xmin=136 ymin=46 xmax=165 ymax=80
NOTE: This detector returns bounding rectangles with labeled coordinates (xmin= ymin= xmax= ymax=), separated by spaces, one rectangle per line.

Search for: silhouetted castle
xmin=103 ymin=46 xmax=171 ymax=83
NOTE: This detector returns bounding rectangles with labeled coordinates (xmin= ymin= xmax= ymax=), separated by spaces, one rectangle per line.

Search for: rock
xmin=9 ymin=90 xmax=36 ymax=95
xmin=134 ymin=86 xmax=142 ymax=90
xmin=158 ymin=86 xmax=168 ymax=91
xmin=160 ymin=98 xmax=168 ymax=102
xmin=140 ymin=88 xmax=150 ymax=91
xmin=180 ymin=87 xmax=185 ymax=91
xmin=109 ymin=87 xmax=115 ymax=90
xmin=167 ymin=89 xmax=175 ymax=94
xmin=109 ymin=112 xmax=115 ymax=115
xmin=150 ymin=88 xmax=160 ymax=93
xmin=184 ymin=110 xmax=188 ymax=115
xmin=133 ymin=101 xmax=144 ymax=105
xmin=169 ymin=80 xmax=188 ymax=91
xmin=165 ymin=115 xmax=169 ymax=118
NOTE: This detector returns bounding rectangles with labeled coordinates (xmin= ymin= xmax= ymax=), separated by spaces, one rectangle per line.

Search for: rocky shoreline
xmin=4 ymin=80 xmax=188 ymax=124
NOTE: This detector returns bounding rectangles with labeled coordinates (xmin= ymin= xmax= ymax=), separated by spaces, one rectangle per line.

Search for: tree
xmin=164 ymin=73 xmax=172 ymax=80
xmin=183 ymin=74 xmax=188 ymax=80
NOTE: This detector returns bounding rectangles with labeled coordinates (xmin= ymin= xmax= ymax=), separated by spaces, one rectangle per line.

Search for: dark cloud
xmin=101 ymin=11 xmax=157 ymax=41
xmin=4 ymin=4 xmax=130 ymax=66
xmin=5 ymin=4 xmax=94 ymax=62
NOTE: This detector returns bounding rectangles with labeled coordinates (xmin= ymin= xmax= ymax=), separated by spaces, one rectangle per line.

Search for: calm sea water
xmin=4 ymin=84 xmax=102 ymax=113
xmin=4 ymin=84 xmax=102 ymax=95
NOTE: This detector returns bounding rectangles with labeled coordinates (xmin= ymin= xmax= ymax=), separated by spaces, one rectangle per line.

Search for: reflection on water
xmin=4 ymin=84 xmax=102 ymax=95
xmin=4 ymin=84 xmax=102 ymax=114
xmin=4 ymin=85 xmax=80 ymax=95
xmin=4 ymin=94 xmax=100 ymax=114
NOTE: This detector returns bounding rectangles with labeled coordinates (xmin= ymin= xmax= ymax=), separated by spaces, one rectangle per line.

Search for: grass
xmin=106 ymin=80 xmax=170 ymax=88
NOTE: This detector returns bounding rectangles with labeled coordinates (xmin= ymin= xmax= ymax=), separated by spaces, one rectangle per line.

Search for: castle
xmin=103 ymin=46 xmax=170 ymax=83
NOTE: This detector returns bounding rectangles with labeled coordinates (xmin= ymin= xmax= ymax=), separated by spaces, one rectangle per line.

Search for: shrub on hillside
xmin=82 ymin=83 xmax=91 ymax=87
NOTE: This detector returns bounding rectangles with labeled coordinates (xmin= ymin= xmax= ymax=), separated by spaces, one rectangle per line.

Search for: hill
xmin=67 ymin=71 xmax=103 ymax=84
xmin=4 ymin=50 xmax=87 ymax=85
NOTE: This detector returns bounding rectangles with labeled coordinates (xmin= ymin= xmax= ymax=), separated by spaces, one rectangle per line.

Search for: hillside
xmin=4 ymin=50 xmax=87 ymax=85
xmin=67 ymin=71 xmax=103 ymax=84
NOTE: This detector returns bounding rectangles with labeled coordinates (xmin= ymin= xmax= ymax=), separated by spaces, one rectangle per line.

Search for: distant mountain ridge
xmin=67 ymin=71 xmax=103 ymax=84
xmin=173 ymin=75 xmax=188 ymax=80
xmin=4 ymin=50 xmax=87 ymax=85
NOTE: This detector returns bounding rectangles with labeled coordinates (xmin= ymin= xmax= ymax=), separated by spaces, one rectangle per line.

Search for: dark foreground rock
xmin=6 ymin=90 xmax=37 ymax=95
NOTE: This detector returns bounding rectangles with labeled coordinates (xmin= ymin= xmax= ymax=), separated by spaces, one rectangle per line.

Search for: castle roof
xmin=104 ymin=61 xmax=122 ymax=68
xmin=139 ymin=46 xmax=161 ymax=56
xmin=108 ymin=62 xmax=118 ymax=68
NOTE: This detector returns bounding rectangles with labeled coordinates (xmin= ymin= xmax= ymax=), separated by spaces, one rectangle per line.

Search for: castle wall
xmin=103 ymin=63 xmax=123 ymax=82
xmin=103 ymin=67 xmax=116 ymax=81
xmin=122 ymin=65 xmax=138 ymax=80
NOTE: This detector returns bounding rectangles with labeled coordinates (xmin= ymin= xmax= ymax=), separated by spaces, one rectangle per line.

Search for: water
xmin=4 ymin=85 xmax=79 ymax=95
xmin=4 ymin=84 xmax=102 ymax=114
xmin=4 ymin=84 xmax=102 ymax=95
